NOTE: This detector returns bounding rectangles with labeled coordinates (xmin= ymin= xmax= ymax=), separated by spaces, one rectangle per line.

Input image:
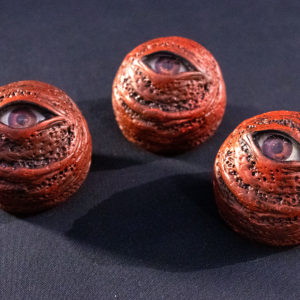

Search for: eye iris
xmin=262 ymin=135 xmax=292 ymax=161
xmin=8 ymin=108 xmax=37 ymax=128
xmin=155 ymin=56 xmax=181 ymax=75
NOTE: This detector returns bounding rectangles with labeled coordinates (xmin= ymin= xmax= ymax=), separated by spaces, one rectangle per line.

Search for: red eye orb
xmin=214 ymin=111 xmax=300 ymax=247
xmin=0 ymin=80 xmax=92 ymax=215
xmin=113 ymin=37 xmax=226 ymax=153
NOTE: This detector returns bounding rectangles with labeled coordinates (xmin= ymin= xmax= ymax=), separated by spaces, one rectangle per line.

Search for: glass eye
xmin=0 ymin=104 xmax=54 ymax=129
xmin=142 ymin=51 xmax=196 ymax=75
xmin=253 ymin=131 xmax=300 ymax=162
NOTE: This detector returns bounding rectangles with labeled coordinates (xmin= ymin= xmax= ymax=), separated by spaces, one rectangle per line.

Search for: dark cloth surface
xmin=0 ymin=0 xmax=299 ymax=299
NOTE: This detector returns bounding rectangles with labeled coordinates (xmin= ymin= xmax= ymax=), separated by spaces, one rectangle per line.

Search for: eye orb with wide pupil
xmin=0 ymin=104 xmax=53 ymax=129
xmin=142 ymin=51 xmax=196 ymax=75
xmin=254 ymin=131 xmax=300 ymax=162
xmin=262 ymin=135 xmax=292 ymax=160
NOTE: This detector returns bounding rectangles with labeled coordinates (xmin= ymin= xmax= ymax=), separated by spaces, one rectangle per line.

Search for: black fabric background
xmin=0 ymin=1 xmax=299 ymax=299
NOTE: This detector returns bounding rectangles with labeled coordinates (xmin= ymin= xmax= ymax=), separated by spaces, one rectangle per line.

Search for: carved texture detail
xmin=112 ymin=36 xmax=226 ymax=153
xmin=213 ymin=111 xmax=300 ymax=246
xmin=0 ymin=80 xmax=92 ymax=214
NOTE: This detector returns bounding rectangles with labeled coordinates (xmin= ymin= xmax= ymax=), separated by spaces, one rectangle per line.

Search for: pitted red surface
xmin=113 ymin=36 xmax=226 ymax=153
xmin=214 ymin=111 xmax=300 ymax=246
xmin=0 ymin=80 xmax=92 ymax=214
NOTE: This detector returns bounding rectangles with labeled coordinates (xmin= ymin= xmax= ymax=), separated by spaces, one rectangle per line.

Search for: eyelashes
xmin=253 ymin=130 xmax=300 ymax=162
xmin=142 ymin=51 xmax=196 ymax=75
xmin=0 ymin=103 xmax=55 ymax=129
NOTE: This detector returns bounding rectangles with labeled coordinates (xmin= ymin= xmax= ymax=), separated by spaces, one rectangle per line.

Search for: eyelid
xmin=253 ymin=130 xmax=300 ymax=162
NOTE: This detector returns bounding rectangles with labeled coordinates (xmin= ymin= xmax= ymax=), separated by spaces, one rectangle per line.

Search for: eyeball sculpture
xmin=214 ymin=111 xmax=300 ymax=246
xmin=0 ymin=80 xmax=92 ymax=214
xmin=112 ymin=36 xmax=226 ymax=153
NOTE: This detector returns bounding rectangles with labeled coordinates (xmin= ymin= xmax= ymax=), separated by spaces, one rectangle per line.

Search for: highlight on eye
xmin=253 ymin=131 xmax=300 ymax=162
xmin=142 ymin=51 xmax=196 ymax=75
xmin=0 ymin=103 xmax=54 ymax=129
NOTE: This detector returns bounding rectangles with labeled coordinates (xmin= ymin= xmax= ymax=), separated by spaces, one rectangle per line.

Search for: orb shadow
xmin=67 ymin=173 xmax=283 ymax=272
xmin=90 ymin=153 xmax=156 ymax=172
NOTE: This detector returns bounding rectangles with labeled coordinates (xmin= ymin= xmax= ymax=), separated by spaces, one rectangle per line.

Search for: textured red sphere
xmin=213 ymin=111 xmax=300 ymax=246
xmin=0 ymin=80 xmax=92 ymax=214
xmin=112 ymin=36 xmax=226 ymax=153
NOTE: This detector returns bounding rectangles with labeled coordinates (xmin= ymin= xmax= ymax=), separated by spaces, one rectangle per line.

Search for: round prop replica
xmin=214 ymin=111 xmax=300 ymax=246
xmin=112 ymin=36 xmax=226 ymax=153
xmin=0 ymin=81 xmax=92 ymax=214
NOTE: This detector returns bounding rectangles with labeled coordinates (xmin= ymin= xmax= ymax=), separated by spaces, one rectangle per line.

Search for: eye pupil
xmin=262 ymin=135 xmax=292 ymax=161
xmin=156 ymin=57 xmax=180 ymax=74
xmin=16 ymin=113 xmax=29 ymax=126
xmin=269 ymin=139 xmax=283 ymax=154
